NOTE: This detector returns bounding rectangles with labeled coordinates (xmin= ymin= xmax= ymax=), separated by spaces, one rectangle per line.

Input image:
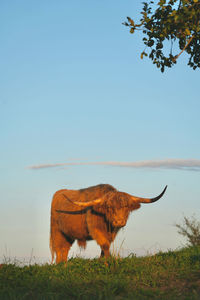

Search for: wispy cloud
xmin=27 ymin=159 xmax=200 ymax=172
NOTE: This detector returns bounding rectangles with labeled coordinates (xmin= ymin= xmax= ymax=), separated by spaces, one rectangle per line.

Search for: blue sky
xmin=1 ymin=0 xmax=200 ymax=263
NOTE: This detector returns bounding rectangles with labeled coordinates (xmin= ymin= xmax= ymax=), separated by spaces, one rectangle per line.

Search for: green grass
xmin=1 ymin=246 xmax=200 ymax=300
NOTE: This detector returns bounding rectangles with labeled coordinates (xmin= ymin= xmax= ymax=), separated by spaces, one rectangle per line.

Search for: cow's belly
xmin=58 ymin=214 xmax=90 ymax=240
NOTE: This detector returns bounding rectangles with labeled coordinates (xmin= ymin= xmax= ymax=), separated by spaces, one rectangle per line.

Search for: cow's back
xmin=78 ymin=184 xmax=116 ymax=201
xmin=52 ymin=184 xmax=116 ymax=207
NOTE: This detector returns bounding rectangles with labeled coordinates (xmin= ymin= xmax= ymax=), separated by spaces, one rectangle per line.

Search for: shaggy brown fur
xmin=50 ymin=184 xmax=165 ymax=264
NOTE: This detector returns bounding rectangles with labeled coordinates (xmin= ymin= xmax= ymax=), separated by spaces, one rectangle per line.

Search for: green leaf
xmin=127 ymin=17 xmax=135 ymax=26
xmin=185 ymin=29 xmax=191 ymax=36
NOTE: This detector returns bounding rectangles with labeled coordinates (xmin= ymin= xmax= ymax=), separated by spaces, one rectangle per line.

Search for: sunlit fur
xmin=50 ymin=184 xmax=141 ymax=264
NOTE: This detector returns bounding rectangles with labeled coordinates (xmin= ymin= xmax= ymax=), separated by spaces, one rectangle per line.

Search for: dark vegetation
xmin=1 ymin=246 xmax=200 ymax=300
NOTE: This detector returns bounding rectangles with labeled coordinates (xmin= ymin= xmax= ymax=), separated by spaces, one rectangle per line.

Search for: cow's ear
xmin=130 ymin=202 xmax=141 ymax=211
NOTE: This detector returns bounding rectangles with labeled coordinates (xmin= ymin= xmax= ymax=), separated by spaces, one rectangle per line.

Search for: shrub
xmin=176 ymin=216 xmax=200 ymax=247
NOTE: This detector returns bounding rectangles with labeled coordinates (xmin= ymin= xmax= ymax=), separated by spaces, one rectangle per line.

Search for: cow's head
xmin=63 ymin=186 xmax=167 ymax=229
xmin=92 ymin=191 xmax=141 ymax=228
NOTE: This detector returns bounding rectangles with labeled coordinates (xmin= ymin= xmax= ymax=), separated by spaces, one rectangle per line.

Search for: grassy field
xmin=0 ymin=246 xmax=200 ymax=300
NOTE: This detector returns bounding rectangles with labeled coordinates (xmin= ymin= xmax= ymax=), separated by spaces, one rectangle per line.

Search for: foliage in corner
xmin=176 ymin=215 xmax=200 ymax=246
xmin=124 ymin=0 xmax=200 ymax=72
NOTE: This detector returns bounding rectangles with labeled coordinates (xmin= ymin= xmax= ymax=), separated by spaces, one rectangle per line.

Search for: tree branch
xmin=173 ymin=35 xmax=194 ymax=62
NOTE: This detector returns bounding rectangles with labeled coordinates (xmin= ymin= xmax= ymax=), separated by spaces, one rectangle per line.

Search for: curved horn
xmin=62 ymin=194 xmax=104 ymax=207
xmin=131 ymin=185 xmax=167 ymax=203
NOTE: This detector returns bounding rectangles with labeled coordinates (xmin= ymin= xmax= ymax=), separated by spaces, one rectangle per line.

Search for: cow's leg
xmin=53 ymin=231 xmax=74 ymax=264
xmin=90 ymin=229 xmax=111 ymax=258
xmin=99 ymin=242 xmax=110 ymax=258
xmin=86 ymin=211 xmax=111 ymax=258
xmin=56 ymin=243 xmax=71 ymax=264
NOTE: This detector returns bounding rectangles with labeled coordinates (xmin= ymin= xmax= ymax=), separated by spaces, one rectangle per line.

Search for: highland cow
xmin=50 ymin=184 xmax=167 ymax=263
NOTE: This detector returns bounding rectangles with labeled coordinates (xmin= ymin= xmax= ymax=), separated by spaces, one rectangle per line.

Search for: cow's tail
xmin=50 ymin=212 xmax=56 ymax=264
xmin=49 ymin=232 xmax=55 ymax=264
